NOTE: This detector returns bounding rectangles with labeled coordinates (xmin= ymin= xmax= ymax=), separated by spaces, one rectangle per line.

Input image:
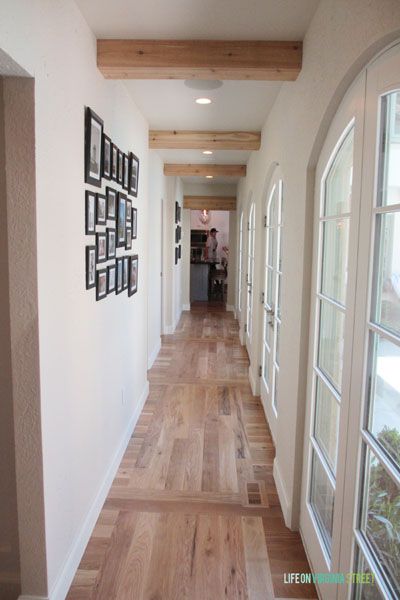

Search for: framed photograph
xmin=106 ymin=187 xmax=117 ymax=220
xmin=107 ymin=264 xmax=116 ymax=293
xmin=126 ymin=226 xmax=132 ymax=250
xmin=128 ymin=255 xmax=138 ymax=296
xmin=175 ymin=201 xmax=179 ymax=224
xmin=86 ymin=245 xmax=96 ymax=289
xmin=126 ymin=198 xmax=132 ymax=223
xmin=96 ymin=268 xmax=107 ymax=301
xmin=123 ymin=154 xmax=129 ymax=191
xmin=85 ymin=107 xmax=103 ymax=188
xmin=107 ymin=227 xmax=116 ymax=259
xmin=132 ymin=208 xmax=137 ymax=239
xmin=102 ymin=133 xmax=112 ymax=179
xmin=96 ymin=194 xmax=106 ymax=225
xmin=178 ymin=205 xmax=181 ymax=222
xmin=96 ymin=232 xmax=107 ymax=263
xmin=117 ymin=193 xmax=127 ymax=247
xmin=111 ymin=143 xmax=118 ymax=182
xmin=175 ymin=227 xmax=179 ymax=244
xmin=123 ymin=256 xmax=129 ymax=290
xmin=128 ymin=152 xmax=139 ymax=197
xmin=178 ymin=244 xmax=181 ymax=259
xmin=178 ymin=225 xmax=181 ymax=241
xmin=175 ymin=247 xmax=178 ymax=265
xmin=117 ymin=149 xmax=124 ymax=184
xmin=116 ymin=257 xmax=124 ymax=295
xmin=85 ymin=190 xmax=96 ymax=235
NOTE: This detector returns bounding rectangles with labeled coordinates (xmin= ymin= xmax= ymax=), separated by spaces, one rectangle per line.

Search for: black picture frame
xmin=111 ymin=143 xmax=118 ymax=182
xmin=123 ymin=256 xmax=129 ymax=290
xmin=84 ymin=107 xmax=103 ymax=188
xmin=175 ymin=227 xmax=179 ymax=244
xmin=126 ymin=198 xmax=132 ymax=223
xmin=107 ymin=264 xmax=116 ymax=293
xmin=96 ymin=232 xmax=107 ymax=263
xmin=96 ymin=268 xmax=107 ymax=301
xmin=132 ymin=208 xmax=137 ymax=239
xmin=123 ymin=154 xmax=129 ymax=191
xmin=116 ymin=257 xmax=124 ymax=295
xmin=128 ymin=152 xmax=139 ymax=197
xmin=107 ymin=227 xmax=116 ymax=259
xmin=117 ymin=192 xmax=127 ymax=247
xmin=177 ymin=205 xmax=181 ymax=222
xmin=117 ymin=149 xmax=124 ymax=185
xmin=86 ymin=245 xmax=96 ymax=289
xmin=175 ymin=201 xmax=179 ymax=224
xmin=125 ymin=226 xmax=132 ymax=250
xmin=175 ymin=247 xmax=178 ymax=265
xmin=96 ymin=194 xmax=106 ymax=225
xmin=102 ymin=133 xmax=112 ymax=180
xmin=106 ymin=187 xmax=117 ymax=221
xmin=178 ymin=244 xmax=181 ymax=259
xmin=178 ymin=225 xmax=181 ymax=241
xmin=85 ymin=190 xmax=96 ymax=235
xmin=128 ymin=255 xmax=138 ymax=296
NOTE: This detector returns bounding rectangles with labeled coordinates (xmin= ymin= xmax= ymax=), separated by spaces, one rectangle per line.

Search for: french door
xmin=260 ymin=171 xmax=283 ymax=440
xmin=301 ymin=42 xmax=400 ymax=600
xmin=238 ymin=211 xmax=244 ymax=314
xmin=246 ymin=201 xmax=255 ymax=352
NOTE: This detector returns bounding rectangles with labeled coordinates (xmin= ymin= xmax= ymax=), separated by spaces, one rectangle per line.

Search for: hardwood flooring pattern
xmin=67 ymin=307 xmax=316 ymax=600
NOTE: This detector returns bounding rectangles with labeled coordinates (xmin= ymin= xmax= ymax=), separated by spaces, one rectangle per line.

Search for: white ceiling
xmin=75 ymin=0 xmax=320 ymax=187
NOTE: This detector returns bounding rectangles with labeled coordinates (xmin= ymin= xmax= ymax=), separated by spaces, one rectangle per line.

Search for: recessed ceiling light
xmin=196 ymin=97 xmax=212 ymax=105
xmin=206 ymin=175 xmax=213 ymax=179
xmin=203 ymin=150 xmax=213 ymax=155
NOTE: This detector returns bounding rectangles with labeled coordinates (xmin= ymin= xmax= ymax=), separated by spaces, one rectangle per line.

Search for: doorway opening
xmin=189 ymin=209 xmax=230 ymax=308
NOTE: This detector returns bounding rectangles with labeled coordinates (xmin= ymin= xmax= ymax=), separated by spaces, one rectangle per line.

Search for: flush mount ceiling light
xmin=203 ymin=150 xmax=213 ymax=155
xmin=184 ymin=80 xmax=223 ymax=90
xmin=195 ymin=97 xmax=212 ymax=105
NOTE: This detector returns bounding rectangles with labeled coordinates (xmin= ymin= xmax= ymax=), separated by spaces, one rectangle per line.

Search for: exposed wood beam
xmin=97 ymin=39 xmax=302 ymax=81
xmin=184 ymin=196 xmax=236 ymax=211
xmin=149 ymin=130 xmax=261 ymax=151
xmin=164 ymin=164 xmax=246 ymax=177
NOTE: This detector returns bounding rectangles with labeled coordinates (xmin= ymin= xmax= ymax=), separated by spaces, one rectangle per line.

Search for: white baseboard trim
xmin=148 ymin=338 xmax=161 ymax=369
xmin=226 ymin=304 xmax=234 ymax=312
xmin=45 ymin=381 xmax=149 ymax=600
xmin=19 ymin=596 xmax=48 ymax=600
xmin=273 ymin=458 xmax=291 ymax=529
xmin=182 ymin=303 xmax=191 ymax=311
xmin=239 ymin=328 xmax=245 ymax=346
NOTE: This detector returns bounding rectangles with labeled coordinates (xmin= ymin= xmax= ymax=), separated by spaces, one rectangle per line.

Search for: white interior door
xmin=260 ymin=173 xmax=283 ymax=440
xmin=238 ymin=211 xmax=244 ymax=315
xmin=246 ymin=201 xmax=255 ymax=352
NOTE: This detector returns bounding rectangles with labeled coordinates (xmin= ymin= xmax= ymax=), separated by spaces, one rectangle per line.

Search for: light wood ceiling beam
xmin=149 ymin=130 xmax=261 ymax=151
xmin=97 ymin=39 xmax=302 ymax=81
xmin=164 ymin=164 xmax=246 ymax=177
xmin=184 ymin=196 xmax=236 ymax=211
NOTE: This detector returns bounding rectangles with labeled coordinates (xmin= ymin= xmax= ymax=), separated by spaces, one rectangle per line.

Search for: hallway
xmin=67 ymin=308 xmax=315 ymax=599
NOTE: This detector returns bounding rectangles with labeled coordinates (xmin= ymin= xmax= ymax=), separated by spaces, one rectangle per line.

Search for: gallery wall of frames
xmin=175 ymin=201 xmax=182 ymax=265
xmin=84 ymin=107 xmax=139 ymax=301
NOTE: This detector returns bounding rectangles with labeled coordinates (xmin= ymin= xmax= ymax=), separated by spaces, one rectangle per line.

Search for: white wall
xmin=163 ymin=176 xmax=184 ymax=333
xmin=148 ymin=152 xmax=166 ymax=367
xmin=236 ymin=0 xmax=400 ymax=529
xmin=0 ymin=1 xmax=158 ymax=597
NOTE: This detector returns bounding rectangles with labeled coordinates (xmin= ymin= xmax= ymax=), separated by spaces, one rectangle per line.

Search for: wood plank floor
xmin=67 ymin=307 xmax=316 ymax=600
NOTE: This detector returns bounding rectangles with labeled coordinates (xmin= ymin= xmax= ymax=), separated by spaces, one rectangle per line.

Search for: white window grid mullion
xmin=361 ymin=430 xmax=400 ymax=488
xmin=313 ymin=366 xmax=341 ymax=406
xmin=316 ymin=291 xmax=346 ymax=313
xmin=368 ymin=321 xmax=400 ymax=347
xmin=373 ymin=202 xmax=400 ymax=215
xmin=320 ymin=212 xmax=352 ymax=223
xmin=310 ymin=435 xmax=336 ymax=490
xmin=353 ymin=531 xmax=396 ymax=600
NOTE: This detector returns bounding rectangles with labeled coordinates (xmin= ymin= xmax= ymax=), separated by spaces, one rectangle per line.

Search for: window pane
xmin=372 ymin=211 xmax=400 ymax=336
xmin=276 ymin=273 xmax=281 ymax=320
xmin=378 ymin=92 xmax=400 ymax=207
xmin=310 ymin=450 xmax=335 ymax=554
xmin=266 ymin=267 xmax=274 ymax=307
xmin=267 ymin=227 xmax=275 ymax=268
xmin=318 ymin=300 xmax=345 ymax=392
xmin=321 ymin=218 xmax=350 ymax=305
xmin=324 ymin=128 xmax=354 ymax=217
xmin=263 ymin=344 xmax=269 ymax=387
xmin=314 ymin=377 xmax=340 ymax=474
xmin=273 ymin=369 xmax=279 ymax=410
xmin=264 ymin=306 xmax=271 ymax=348
xmin=353 ymin=546 xmax=385 ymax=600
xmin=367 ymin=333 xmax=400 ymax=466
xmin=275 ymin=321 xmax=280 ymax=366
xmin=360 ymin=447 xmax=400 ymax=592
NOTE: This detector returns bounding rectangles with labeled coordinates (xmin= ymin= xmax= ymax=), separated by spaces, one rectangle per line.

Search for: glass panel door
xmin=260 ymin=174 xmax=283 ymax=436
xmin=238 ymin=211 xmax=244 ymax=313
xmin=246 ymin=202 xmax=255 ymax=348
xmin=352 ymin=88 xmax=400 ymax=600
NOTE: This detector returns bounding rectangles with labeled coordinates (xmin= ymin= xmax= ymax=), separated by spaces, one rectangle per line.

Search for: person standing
xmin=204 ymin=228 xmax=218 ymax=261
